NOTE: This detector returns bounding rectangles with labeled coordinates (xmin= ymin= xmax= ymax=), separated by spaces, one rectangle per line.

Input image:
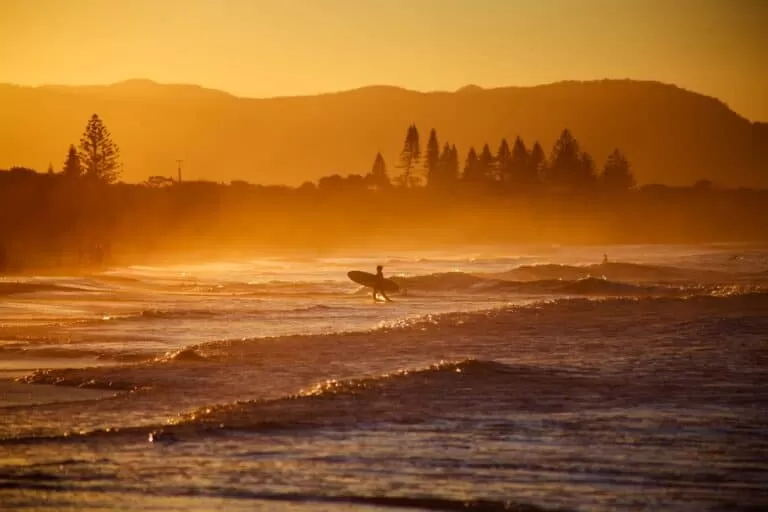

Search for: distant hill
xmin=0 ymin=79 xmax=765 ymax=187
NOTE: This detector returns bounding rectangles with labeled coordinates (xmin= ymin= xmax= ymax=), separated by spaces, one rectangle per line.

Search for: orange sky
xmin=1 ymin=0 xmax=766 ymax=121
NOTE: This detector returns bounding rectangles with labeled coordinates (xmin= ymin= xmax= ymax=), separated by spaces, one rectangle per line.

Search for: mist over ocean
xmin=1 ymin=244 xmax=766 ymax=511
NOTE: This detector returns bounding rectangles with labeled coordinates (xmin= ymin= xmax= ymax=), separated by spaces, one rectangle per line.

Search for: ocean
xmin=1 ymin=245 xmax=766 ymax=511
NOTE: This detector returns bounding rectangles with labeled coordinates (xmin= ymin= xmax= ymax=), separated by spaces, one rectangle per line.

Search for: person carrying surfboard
xmin=346 ymin=268 xmax=398 ymax=302
xmin=373 ymin=265 xmax=393 ymax=302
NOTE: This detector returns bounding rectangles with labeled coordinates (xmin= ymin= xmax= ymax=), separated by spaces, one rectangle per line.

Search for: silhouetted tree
xmin=298 ymin=181 xmax=317 ymax=193
xmin=317 ymin=174 xmax=345 ymax=192
xmin=368 ymin=152 xmax=391 ymax=190
xmin=528 ymin=141 xmax=545 ymax=184
xmin=46 ymin=163 xmax=54 ymax=175
xmin=395 ymin=124 xmax=420 ymax=188
xmin=601 ymin=149 xmax=635 ymax=191
xmin=319 ymin=173 xmax=369 ymax=194
xmin=496 ymin=138 xmax=512 ymax=184
xmin=345 ymin=174 xmax=367 ymax=190
xmin=78 ymin=114 xmax=121 ymax=183
xmin=61 ymin=144 xmax=82 ymax=178
xmin=430 ymin=142 xmax=460 ymax=189
xmin=462 ymin=147 xmax=481 ymax=182
xmin=424 ymin=128 xmax=440 ymax=186
xmin=509 ymin=136 xmax=530 ymax=187
xmin=477 ymin=143 xmax=495 ymax=182
xmin=579 ymin=151 xmax=598 ymax=188
xmin=449 ymin=144 xmax=459 ymax=178
xmin=547 ymin=129 xmax=588 ymax=191
xmin=430 ymin=143 xmax=449 ymax=189
xmin=438 ymin=143 xmax=451 ymax=173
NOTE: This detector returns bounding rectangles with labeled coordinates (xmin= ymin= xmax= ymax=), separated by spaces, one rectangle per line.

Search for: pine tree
xmin=601 ymin=149 xmax=635 ymax=191
xmin=449 ymin=145 xmax=459 ymax=177
xmin=47 ymin=163 xmax=54 ymax=175
xmin=431 ymin=143 xmax=451 ymax=189
xmin=78 ymin=114 xmax=121 ymax=183
xmin=61 ymin=144 xmax=83 ymax=178
xmin=509 ymin=136 xmax=530 ymax=186
xmin=431 ymin=142 xmax=461 ymax=189
xmin=462 ymin=147 xmax=480 ymax=182
xmin=396 ymin=124 xmax=421 ymax=188
xmin=424 ymin=128 xmax=440 ymax=186
xmin=496 ymin=138 xmax=511 ymax=184
xmin=368 ymin=152 xmax=391 ymax=189
xmin=477 ymin=144 xmax=495 ymax=182
xmin=444 ymin=144 xmax=460 ymax=185
xmin=547 ymin=129 xmax=582 ymax=190
xmin=528 ymin=141 xmax=545 ymax=185
xmin=578 ymin=152 xmax=597 ymax=188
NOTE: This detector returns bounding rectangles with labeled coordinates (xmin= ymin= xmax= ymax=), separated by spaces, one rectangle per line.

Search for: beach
xmin=1 ymin=244 xmax=767 ymax=511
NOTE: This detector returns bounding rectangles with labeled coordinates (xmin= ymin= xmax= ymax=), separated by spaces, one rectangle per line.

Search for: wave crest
xmin=170 ymin=359 xmax=588 ymax=432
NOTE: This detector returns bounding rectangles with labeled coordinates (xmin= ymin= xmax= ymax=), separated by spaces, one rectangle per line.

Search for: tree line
xmin=1 ymin=114 xmax=766 ymax=273
xmin=336 ymin=124 xmax=634 ymax=195
xmin=43 ymin=115 xmax=635 ymax=194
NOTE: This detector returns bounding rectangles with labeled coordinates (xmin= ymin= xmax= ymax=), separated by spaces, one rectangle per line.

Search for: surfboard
xmin=347 ymin=271 xmax=400 ymax=293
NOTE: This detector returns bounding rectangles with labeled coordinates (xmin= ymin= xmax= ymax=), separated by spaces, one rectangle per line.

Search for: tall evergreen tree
xmin=477 ymin=143 xmax=495 ymax=182
xmin=462 ymin=147 xmax=480 ymax=182
xmin=578 ymin=152 xmax=598 ymax=189
xmin=496 ymin=138 xmax=512 ymax=183
xmin=424 ymin=128 xmax=440 ymax=186
xmin=368 ymin=152 xmax=391 ymax=189
xmin=509 ymin=136 xmax=530 ymax=186
xmin=601 ymin=149 xmax=635 ymax=191
xmin=78 ymin=114 xmax=121 ymax=183
xmin=396 ymin=124 xmax=421 ymax=188
xmin=446 ymin=144 xmax=460 ymax=184
xmin=528 ymin=141 xmax=546 ymax=185
xmin=547 ymin=129 xmax=583 ymax=190
xmin=433 ymin=142 xmax=461 ymax=189
xmin=431 ymin=142 xmax=451 ymax=189
xmin=61 ymin=144 xmax=83 ymax=178
xmin=439 ymin=142 xmax=451 ymax=166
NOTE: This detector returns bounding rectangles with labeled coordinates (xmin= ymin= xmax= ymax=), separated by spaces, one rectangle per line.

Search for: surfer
xmin=373 ymin=265 xmax=393 ymax=302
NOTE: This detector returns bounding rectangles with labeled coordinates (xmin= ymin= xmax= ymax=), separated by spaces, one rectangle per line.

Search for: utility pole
xmin=176 ymin=160 xmax=183 ymax=183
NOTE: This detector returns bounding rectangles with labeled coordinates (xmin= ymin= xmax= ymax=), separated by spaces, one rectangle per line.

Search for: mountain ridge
xmin=1 ymin=79 xmax=765 ymax=187
xmin=0 ymin=78 xmax=747 ymax=114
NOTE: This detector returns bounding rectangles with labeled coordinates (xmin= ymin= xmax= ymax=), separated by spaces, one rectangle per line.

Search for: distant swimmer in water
xmin=374 ymin=265 xmax=393 ymax=302
xmin=603 ymin=253 xmax=609 ymax=264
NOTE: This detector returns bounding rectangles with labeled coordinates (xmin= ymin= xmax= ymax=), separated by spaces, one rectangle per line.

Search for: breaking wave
xmin=165 ymin=359 xmax=603 ymax=434
xmin=391 ymin=271 xmax=749 ymax=297
xmin=494 ymin=261 xmax=754 ymax=283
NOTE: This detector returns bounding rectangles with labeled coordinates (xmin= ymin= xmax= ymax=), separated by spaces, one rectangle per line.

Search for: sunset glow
xmin=1 ymin=0 xmax=765 ymax=120
xmin=2 ymin=1 xmax=768 ymax=509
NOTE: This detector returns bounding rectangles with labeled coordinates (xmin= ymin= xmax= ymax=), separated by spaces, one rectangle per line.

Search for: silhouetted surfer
xmin=374 ymin=265 xmax=392 ymax=302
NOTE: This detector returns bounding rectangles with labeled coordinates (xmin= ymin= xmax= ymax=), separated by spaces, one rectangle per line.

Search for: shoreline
xmin=1 ymin=240 xmax=767 ymax=280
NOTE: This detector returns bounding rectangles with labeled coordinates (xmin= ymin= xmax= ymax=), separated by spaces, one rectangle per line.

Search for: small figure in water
xmin=373 ymin=265 xmax=392 ymax=302
xmin=603 ymin=253 xmax=609 ymax=264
